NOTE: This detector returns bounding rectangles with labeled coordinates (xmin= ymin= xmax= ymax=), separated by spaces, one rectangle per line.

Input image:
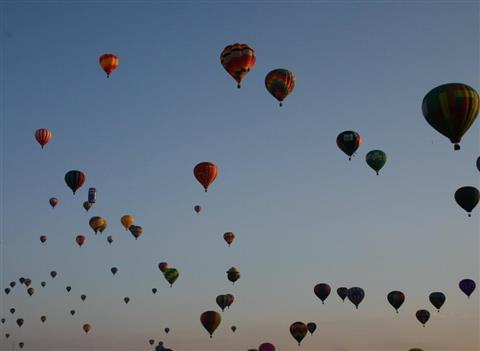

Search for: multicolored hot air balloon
xmin=49 ymin=197 xmax=59 ymax=208
xmin=422 ymin=83 xmax=479 ymax=150
xmin=223 ymin=232 xmax=235 ymax=246
xmin=194 ymin=205 xmax=202 ymax=214
xmin=454 ymin=186 xmax=479 ymax=217
xmin=314 ymin=283 xmax=331 ymax=304
xmin=35 ymin=128 xmax=52 ymax=149
xmin=348 ymin=287 xmax=365 ymax=309
xmin=227 ymin=267 xmax=240 ymax=284
xmin=99 ymin=53 xmax=119 ymax=78
xmin=459 ymin=279 xmax=476 ymax=298
xmin=83 ymin=201 xmax=93 ymax=212
xmin=289 ymin=321 xmax=308 ymax=346
xmin=307 ymin=322 xmax=316 ymax=335
xmin=265 ymin=69 xmax=296 ymax=107
xmin=337 ymin=131 xmax=362 ymax=160
xmin=83 ymin=323 xmax=91 ymax=333
xmin=200 ymin=310 xmax=221 ymax=338
xmin=129 ymin=225 xmax=143 ymax=240
xmin=89 ymin=216 xmax=105 ymax=234
xmin=164 ymin=268 xmax=179 ymax=287
xmin=429 ymin=292 xmax=446 ymax=312
xmin=40 ymin=235 xmax=47 ymax=244
xmin=387 ymin=291 xmax=405 ymax=313
xmin=416 ymin=309 xmax=430 ymax=327
xmin=194 ymin=162 xmax=218 ymax=192
xmin=121 ymin=215 xmax=135 ymax=230
xmin=366 ymin=150 xmax=387 ymax=175
xmin=76 ymin=235 xmax=86 ymax=247
xmin=220 ymin=43 xmax=256 ymax=88
xmin=64 ymin=170 xmax=86 ymax=194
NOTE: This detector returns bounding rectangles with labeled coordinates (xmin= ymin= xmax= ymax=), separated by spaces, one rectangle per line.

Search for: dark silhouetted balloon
xmin=76 ymin=235 xmax=86 ymax=247
xmin=459 ymin=279 xmax=476 ymax=298
xmin=290 ymin=321 xmax=308 ymax=346
xmin=81 ymin=294 xmax=87 ymax=301
xmin=223 ymin=232 xmax=235 ymax=246
xmin=66 ymin=286 xmax=71 ymax=293
xmin=227 ymin=267 xmax=240 ymax=284
xmin=366 ymin=150 xmax=387 ymax=175
xmin=111 ymin=267 xmax=118 ymax=275
xmin=337 ymin=131 xmax=362 ymax=160
xmin=314 ymin=283 xmax=331 ymax=304
xmin=454 ymin=186 xmax=479 ymax=217
xmin=129 ymin=225 xmax=143 ymax=240
xmin=158 ymin=262 xmax=169 ymax=273
xmin=259 ymin=342 xmax=276 ymax=351
xmin=40 ymin=235 xmax=47 ymax=243
xmin=27 ymin=288 xmax=35 ymax=296
xmin=16 ymin=318 xmax=23 ymax=327
xmin=124 ymin=297 xmax=130 ymax=304
xmin=194 ymin=205 xmax=202 ymax=213
xmin=416 ymin=309 xmax=430 ymax=327
xmin=387 ymin=291 xmax=405 ymax=313
xmin=41 ymin=316 xmax=46 ymax=323
xmin=41 ymin=281 xmax=46 ymax=287
xmin=83 ymin=201 xmax=93 ymax=212
xmin=164 ymin=327 xmax=170 ymax=334
xmin=348 ymin=287 xmax=365 ymax=309
xmin=64 ymin=170 xmax=86 ymax=194
xmin=200 ymin=310 xmax=221 ymax=338
xmin=49 ymin=197 xmax=59 ymax=208
xmin=152 ymin=288 xmax=157 ymax=294
xmin=50 ymin=271 xmax=57 ymax=279
xmin=107 ymin=235 xmax=113 ymax=244
xmin=337 ymin=287 xmax=348 ymax=302
xmin=429 ymin=292 xmax=446 ymax=312
xmin=307 ymin=322 xmax=316 ymax=335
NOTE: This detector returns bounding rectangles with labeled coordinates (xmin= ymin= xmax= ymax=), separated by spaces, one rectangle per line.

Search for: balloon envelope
xmin=348 ymin=287 xmax=365 ymax=309
xmin=307 ymin=322 xmax=317 ymax=335
xmin=416 ymin=309 xmax=430 ymax=326
xmin=454 ymin=186 xmax=479 ymax=216
xmin=35 ymin=128 xmax=52 ymax=149
xmin=459 ymin=279 xmax=476 ymax=298
xmin=99 ymin=53 xmax=119 ymax=77
xmin=387 ymin=291 xmax=405 ymax=313
xmin=337 ymin=131 xmax=362 ymax=159
xmin=49 ymin=197 xmax=59 ymax=208
xmin=265 ymin=69 xmax=296 ymax=106
xmin=194 ymin=162 xmax=218 ymax=192
xmin=121 ymin=215 xmax=135 ymax=230
xmin=220 ymin=43 xmax=256 ymax=88
xmin=429 ymin=292 xmax=446 ymax=311
xmin=258 ymin=342 xmax=275 ymax=351
xmin=289 ymin=321 xmax=308 ymax=346
xmin=164 ymin=268 xmax=179 ymax=287
xmin=314 ymin=283 xmax=331 ymax=304
xmin=64 ymin=170 xmax=86 ymax=194
xmin=366 ymin=150 xmax=387 ymax=175
xmin=200 ymin=310 xmax=221 ymax=338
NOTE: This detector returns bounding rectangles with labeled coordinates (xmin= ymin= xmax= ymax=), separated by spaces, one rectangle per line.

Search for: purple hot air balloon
xmin=459 ymin=279 xmax=476 ymax=298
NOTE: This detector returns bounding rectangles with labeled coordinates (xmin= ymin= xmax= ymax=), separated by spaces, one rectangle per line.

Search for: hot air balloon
xmin=66 ymin=286 xmax=71 ymax=292
xmin=408 ymin=349 xmax=424 ymax=351
xmin=259 ymin=342 xmax=276 ymax=351
xmin=5 ymin=333 xmax=10 ymax=338
xmin=10 ymin=308 xmax=15 ymax=314
xmin=416 ymin=309 xmax=430 ymax=327
xmin=35 ymin=128 xmax=52 ymax=149
xmin=124 ymin=297 xmax=130 ymax=304
xmin=89 ymin=216 xmax=105 ymax=234
xmin=50 ymin=271 xmax=57 ymax=279
xmin=110 ymin=267 xmax=118 ymax=275
xmin=314 ymin=283 xmax=331 ymax=304
xmin=9 ymin=281 xmax=15 ymax=288
xmin=41 ymin=281 xmax=46 ymax=287
xmin=99 ymin=222 xmax=107 ymax=233
xmin=200 ymin=310 xmax=221 ymax=338
xmin=164 ymin=268 xmax=179 ymax=287
xmin=19 ymin=342 xmax=24 ymax=349
xmin=70 ymin=310 xmax=76 ymax=316
xmin=477 ymin=156 xmax=480 ymax=172
xmin=99 ymin=53 xmax=119 ymax=77
xmin=227 ymin=267 xmax=240 ymax=284
xmin=107 ymin=235 xmax=113 ymax=244
xmin=290 ymin=321 xmax=308 ymax=346
xmin=81 ymin=294 xmax=87 ymax=301
xmin=24 ymin=278 xmax=32 ymax=287
xmin=19 ymin=277 xmax=25 ymax=284
xmin=149 ymin=339 xmax=155 ymax=346
xmin=4 ymin=288 xmax=10 ymax=295
xmin=49 ymin=197 xmax=59 ymax=208
xmin=216 ymin=295 xmax=229 ymax=312
xmin=307 ymin=322 xmax=316 ymax=335
xmin=83 ymin=323 xmax=91 ymax=333
xmin=64 ymin=170 xmax=86 ymax=194
xmin=76 ymin=235 xmax=86 ymax=247
xmin=1 ymin=318 xmax=5 ymax=324
xmin=429 ymin=292 xmax=446 ymax=312
xmin=27 ymin=288 xmax=35 ymax=296
xmin=88 ymin=188 xmax=96 ymax=203
xmin=16 ymin=318 xmax=23 ymax=327
xmin=223 ymin=232 xmax=235 ymax=246
xmin=337 ymin=131 xmax=362 ymax=160
xmin=152 ymin=288 xmax=157 ymax=294
xmin=459 ymin=279 xmax=476 ymax=298
xmin=231 ymin=325 xmax=237 ymax=333
xmin=265 ymin=69 xmax=296 ymax=107
xmin=40 ymin=235 xmax=47 ymax=243
xmin=454 ymin=186 xmax=479 ymax=217
xmin=220 ymin=43 xmax=256 ymax=88
xmin=366 ymin=150 xmax=387 ymax=175
xmin=422 ymin=83 xmax=479 ymax=150
xmin=41 ymin=315 xmax=46 ymax=323
xmin=194 ymin=162 xmax=218 ymax=192
xmin=158 ymin=262 xmax=169 ymax=273
xmin=194 ymin=205 xmax=202 ymax=214
xmin=348 ymin=287 xmax=365 ymax=309
xmin=121 ymin=215 xmax=134 ymax=230
xmin=387 ymin=291 xmax=405 ymax=313
xmin=83 ymin=201 xmax=93 ymax=212
xmin=225 ymin=293 xmax=235 ymax=309
xmin=337 ymin=287 xmax=348 ymax=302
xmin=164 ymin=327 xmax=170 ymax=334
xmin=129 ymin=225 xmax=143 ymax=239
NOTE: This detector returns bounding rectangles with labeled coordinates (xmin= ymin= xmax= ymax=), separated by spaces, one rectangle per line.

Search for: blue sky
xmin=1 ymin=1 xmax=479 ymax=351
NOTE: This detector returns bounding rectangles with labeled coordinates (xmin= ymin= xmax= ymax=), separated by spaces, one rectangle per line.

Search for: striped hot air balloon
xmin=220 ymin=43 xmax=256 ymax=88
xmin=34 ymin=129 xmax=52 ymax=149
xmin=64 ymin=170 xmax=86 ymax=194
xmin=99 ymin=53 xmax=119 ymax=78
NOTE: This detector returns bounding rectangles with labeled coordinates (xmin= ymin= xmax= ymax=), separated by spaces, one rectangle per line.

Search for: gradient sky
xmin=1 ymin=1 xmax=479 ymax=351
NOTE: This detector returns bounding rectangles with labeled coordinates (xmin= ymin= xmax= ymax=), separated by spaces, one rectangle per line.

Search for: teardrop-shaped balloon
xmin=82 ymin=323 xmax=91 ymax=333
xmin=289 ymin=321 xmax=308 ymax=346
xmin=158 ymin=262 xmax=169 ymax=273
xmin=89 ymin=216 xmax=105 ymax=234
xmin=416 ymin=309 xmax=430 ymax=326
xmin=24 ymin=278 xmax=32 ymax=287
xmin=429 ymin=292 xmax=446 ymax=312
xmin=64 ymin=170 xmax=86 ymax=194
xmin=223 ymin=232 xmax=235 ymax=246
xmin=50 ymin=271 xmax=57 ymax=279
xmin=348 ymin=287 xmax=365 ymax=309
xmin=40 ymin=235 xmax=47 ymax=243
xmin=76 ymin=235 xmax=86 ymax=247
xmin=259 ymin=342 xmax=276 ymax=351
xmin=194 ymin=205 xmax=202 ymax=214
xmin=459 ymin=278 xmax=476 ymax=298
xmin=41 ymin=281 xmax=46 ymax=287
xmin=124 ymin=297 xmax=130 ymax=304
xmin=227 ymin=267 xmax=240 ymax=284
xmin=27 ymin=287 xmax=35 ymax=296
xmin=225 ymin=293 xmax=235 ymax=309
xmin=337 ymin=287 xmax=348 ymax=302
xmin=10 ymin=308 xmax=15 ymax=315
xmin=387 ymin=291 xmax=405 ymax=313
xmin=16 ymin=318 xmax=23 ymax=328
xmin=231 ymin=325 xmax=237 ymax=333
xmin=35 ymin=128 xmax=52 ymax=149
xmin=81 ymin=294 xmax=87 ymax=301
xmin=265 ymin=69 xmax=296 ymax=107
xmin=120 ymin=215 xmax=135 ymax=230
xmin=152 ymin=288 xmax=157 ymax=294
xmin=70 ymin=310 xmax=75 ymax=316
xmin=314 ymin=283 xmax=331 ymax=304
xmin=4 ymin=288 xmax=10 ymax=295
xmin=19 ymin=342 xmax=24 ymax=349
xmin=306 ymin=322 xmax=316 ymax=335
xmin=5 ymin=333 xmax=10 ymax=338
xmin=454 ymin=186 xmax=479 ymax=217
xmin=107 ymin=235 xmax=113 ymax=244
xmin=40 ymin=315 xmax=46 ymax=323
xmin=49 ymin=197 xmax=59 ymax=208
xmin=19 ymin=277 xmax=25 ymax=284
xmin=220 ymin=43 xmax=256 ymax=88
xmin=66 ymin=286 xmax=71 ymax=292
xmin=110 ymin=267 xmax=118 ymax=275
xmin=422 ymin=83 xmax=479 ymax=150
xmin=164 ymin=268 xmax=179 ymax=287
xmin=366 ymin=150 xmax=387 ymax=175
xmin=194 ymin=162 xmax=218 ymax=192
xmin=200 ymin=310 xmax=221 ymax=338
xmin=83 ymin=201 xmax=93 ymax=212
xmin=99 ymin=53 xmax=119 ymax=78
xmin=216 ymin=295 xmax=229 ymax=312
xmin=1 ymin=318 xmax=5 ymax=324
xmin=9 ymin=281 xmax=15 ymax=288
xmin=164 ymin=327 xmax=170 ymax=334
xmin=149 ymin=339 xmax=155 ymax=346
xmin=129 ymin=225 xmax=143 ymax=240
xmin=337 ymin=131 xmax=362 ymax=160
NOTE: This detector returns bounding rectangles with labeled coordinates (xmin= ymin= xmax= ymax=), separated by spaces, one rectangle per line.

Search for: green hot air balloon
xmin=366 ymin=150 xmax=387 ymax=175
xmin=422 ymin=83 xmax=479 ymax=150
xmin=164 ymin=268 xmax=179 ymax=287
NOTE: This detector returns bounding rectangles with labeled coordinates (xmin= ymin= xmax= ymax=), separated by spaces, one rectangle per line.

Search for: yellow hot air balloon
xmin=120 ymin=215 xmax=135 ymax=230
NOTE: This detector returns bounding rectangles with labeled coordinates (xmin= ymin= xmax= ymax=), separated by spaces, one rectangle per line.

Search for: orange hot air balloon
xmin=89 ymin=216 xmax=105 ymax=234
xmin=40 ymin=235 xmax=47 ymax=244
xmin=35 ymin=128 xmax=52 ymax=149
xmin=220 ymin=43 xmax=256 ymax=88
xmin=194 ymin=162 xmax=218 ymax=192
xmin=120 ymin=215 xmax=135 ymax=230
xmin=223 ymin=232 xmax=235 ymax=246
xmin=76 ymin=235 xmax=86 ymax=247
xmin=49 ymin=197 xmax=59 ymax=208
xmin=99 ymin=53 xmax=119 ymax=77
xmin=83 ymin=323 xmax=91 ymax=333
xmin=200 ymin=310 xmax=221 ymax=338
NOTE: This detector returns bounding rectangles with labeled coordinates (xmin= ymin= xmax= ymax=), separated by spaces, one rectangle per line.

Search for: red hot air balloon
xmin=194 ymin=162 xmax=218 ymax=192
xmin=99 ymin=53 xmax=119 ymax=77
xmin=40 ymin=235 xmax=47 ymax=243
xmin=35 ymin=129 xmax=52 ymax=149
xmin=76 ymin=235 xmax=86 ymax=247
xmin=220 ymin=43 xmax=256 ymax=88
xmin=259 ymin=342 xmax=276 ymax=351
xmin=49 ymin=197 xmax=59 ymax=208
xmin=64 ymin=170 xmax=86 ymax=194
xmin=314 ymin=283 xmax=331 ymax=304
